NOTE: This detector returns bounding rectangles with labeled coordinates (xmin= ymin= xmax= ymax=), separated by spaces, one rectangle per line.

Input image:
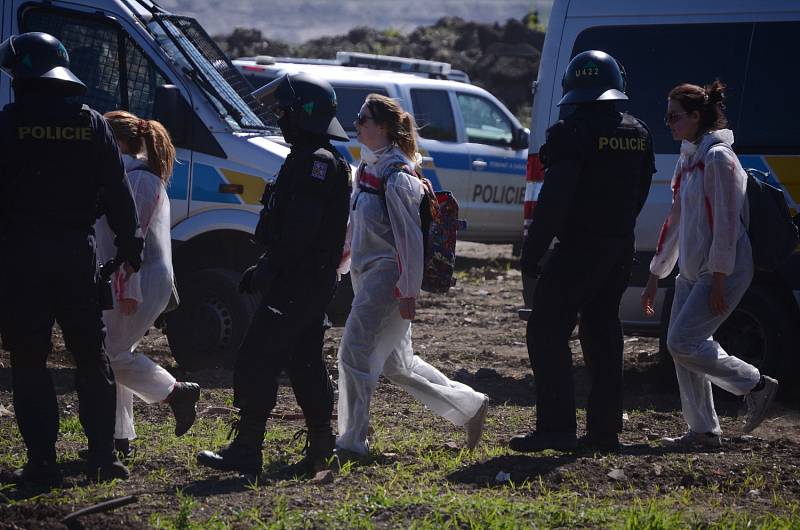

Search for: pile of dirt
xmin=214 ymin=15 xmax=544 ymax=121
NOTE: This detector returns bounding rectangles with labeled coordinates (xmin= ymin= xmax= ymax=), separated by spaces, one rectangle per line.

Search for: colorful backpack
xmin=359 ymin=162 xmax=466 ymax=293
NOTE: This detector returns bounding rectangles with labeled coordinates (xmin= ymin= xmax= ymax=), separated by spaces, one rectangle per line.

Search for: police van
xmin=234 ymin=54 xmax=530 ymax=245
xmin=522 ymin=0 xmax=800 ymax=386
xmin=0 ymin=0 xmax=307 ymax=369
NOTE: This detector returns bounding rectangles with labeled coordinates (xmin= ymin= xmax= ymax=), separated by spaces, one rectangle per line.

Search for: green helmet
xmin=0 ymin=32 xmax=86 ymax=96
xmin=558 ymin=50 xmax=627 ymax=106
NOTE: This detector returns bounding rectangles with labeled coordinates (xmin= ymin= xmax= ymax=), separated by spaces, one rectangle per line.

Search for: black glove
xmin=239 ymin=265 xmax=258 ymax=294
xmin=115 ymin=236 xmax=144 ymax=272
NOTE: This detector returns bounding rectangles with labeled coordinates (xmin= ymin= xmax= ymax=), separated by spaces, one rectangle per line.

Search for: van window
xmin=572 ymin=23 xmax=752 ymax=154
xmin=737 ymin=22 xmax=800 ymax=153
xmin=456 ymin=93 xmax=513 ymax=146
xmin=334 ymin=87 xmax=389 ymax=133
xmin=23 ymin=8 xmax=168 ymax=118
xmin=410 ymin=89 xmax=457 ymax=142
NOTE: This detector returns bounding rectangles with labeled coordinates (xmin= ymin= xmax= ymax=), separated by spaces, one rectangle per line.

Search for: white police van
xmin=0 ymin=0 xmax=306 ymax=369
xmin=234 ymin=54 xmax=530 ymax=245
xmin=522 ymin=0 xmax=800 ymax=386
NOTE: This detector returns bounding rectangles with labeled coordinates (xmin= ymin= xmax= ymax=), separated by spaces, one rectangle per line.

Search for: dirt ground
xmin=0 ymin=242 xmax=798 ymax=528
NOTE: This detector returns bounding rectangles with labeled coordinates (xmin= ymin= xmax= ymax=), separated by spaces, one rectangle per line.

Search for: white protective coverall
xmin=336 ymin=146 xmax=486 ymax=455
xmin=96 ymin=155 xmax=176 ymax=440
xmin=650 ymin=129 xmax=760 ymax=435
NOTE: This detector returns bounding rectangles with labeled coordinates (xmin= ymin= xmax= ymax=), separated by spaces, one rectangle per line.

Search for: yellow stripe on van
xmin=219 ymin=168 xmax=267 ymax=205
xmin=765 ymin=156 xmax=800 ymax=211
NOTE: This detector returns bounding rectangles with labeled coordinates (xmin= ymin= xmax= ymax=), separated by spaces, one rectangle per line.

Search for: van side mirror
xmin=512 ymin=127 xmax=530 ymax=150
xmin=153 ymin=85 xmax=190 ymax=146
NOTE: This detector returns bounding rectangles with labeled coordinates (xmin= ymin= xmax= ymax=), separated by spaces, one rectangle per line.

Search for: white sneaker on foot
xmin=661 ymin=430 xmax=722 ymax=448
xmin=465 ymin=394 xmax=489 ymax=450
xmin=743 ymin=376 xmax=779 ymax=433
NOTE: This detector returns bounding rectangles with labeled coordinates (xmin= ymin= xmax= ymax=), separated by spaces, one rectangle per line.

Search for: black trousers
xmin=526 ymin=238 xmax=633 ymax=436
xmin=0 ymin=231 xmax=115 ymax=461
xmin=233 ymin=266 xmax=337 ymax=434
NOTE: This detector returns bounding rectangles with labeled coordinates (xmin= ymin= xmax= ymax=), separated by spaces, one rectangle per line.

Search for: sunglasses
xmin=355 ymin=111 xmax=375 ymax=125
xmin=664 ymin=112 xmax=688 ymax=125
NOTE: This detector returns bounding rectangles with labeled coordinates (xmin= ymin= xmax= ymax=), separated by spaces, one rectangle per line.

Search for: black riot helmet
xmin=558 ymin=50 xmax=628 ymax=106
xmin=0 ymin=32 xmax=86 ymax=96
xmin=253 ymin=72 xmax=348 ymax=141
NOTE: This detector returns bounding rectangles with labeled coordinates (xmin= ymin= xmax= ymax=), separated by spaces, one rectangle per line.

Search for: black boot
xmin=280 ymin=427 xmax=335 ymax=479
xmin=86 ymin=452 xmax=129 ymax=482
xmin=13 ymin=450 xmax=62 ymax=487
xmin=197 ymin=415 xmax=264 ymax=476
xmin=166 ymin=382 xmax=201 ymax=436
xmin=114 ymin=438 xmax=132 ymax=460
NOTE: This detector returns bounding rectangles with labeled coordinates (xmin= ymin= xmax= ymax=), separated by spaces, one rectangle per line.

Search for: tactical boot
xmin=13 ymin=454 xmax=62 ymax=487
xmin=197 ymin=415 xmax=264 ymax=476
xmin=87 ymin=453 xmax=130 ymax=482
xmin=166 ymin=382 xmax=201 ymax=436
xmin=279 ymin=427 xmax=335 ymax=479
xmin=509 ymin=431 xmax=577 ymax=452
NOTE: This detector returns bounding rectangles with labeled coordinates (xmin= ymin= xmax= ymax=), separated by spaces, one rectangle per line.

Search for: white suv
xmin=234 ymin=56 xmax=529 ymax=245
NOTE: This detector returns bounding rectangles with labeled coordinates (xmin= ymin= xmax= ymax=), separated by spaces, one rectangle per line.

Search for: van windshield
xmin=147 ymin=15 xmax=277 ymax=132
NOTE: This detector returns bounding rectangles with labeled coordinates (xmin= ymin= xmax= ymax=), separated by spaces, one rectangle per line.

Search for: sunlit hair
xmin=668 ymin=79 xmax=728 ymax=134
xmin=104 ymin=110 xmax=175 ymax=184
xmin=364 ymin=93 xmax=419 ymax=162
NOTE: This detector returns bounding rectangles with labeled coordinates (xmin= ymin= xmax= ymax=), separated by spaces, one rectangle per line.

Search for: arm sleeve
xmin=705 ymin=146 xmax=747 ymax=275
xmin=520 ymin=122 xmax=583 ymax=268
xmin=121 ymin=171 xmax=165 ymax=303
xmin=650 ymin=165 xmax=683 ymax=279
xmin=385 ymin=172 xmax=424 ymax=299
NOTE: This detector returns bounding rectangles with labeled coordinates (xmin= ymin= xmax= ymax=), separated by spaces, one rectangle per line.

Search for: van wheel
xmin=715 ymin=285 xmax=787 ymax=376
xmin=165 ymin=268 xmax=259 ymax=370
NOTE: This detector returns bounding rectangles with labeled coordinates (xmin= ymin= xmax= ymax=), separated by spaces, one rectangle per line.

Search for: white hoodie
xmin=650 ymin=129 xmax=752 ymax=281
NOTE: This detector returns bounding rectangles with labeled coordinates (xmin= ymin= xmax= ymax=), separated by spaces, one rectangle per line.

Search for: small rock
xmin=495 ymin=471 xmax=511 ymax=483
xmin=476 ymin=290 xmax=489 ymax=296
xmin=607 ymin=469 xmax=627 ymax=481
xmin=475 ymin=367 xmax=500 ymax=379
xmin=622 ymin=413 xmax=629 ymax=421
xmin=0 ymin=404 xmax=13 ymax=417
xmin=441 ymin=442 xmax=461 ymax=452
xmin=747 ymin=489 xmax=760 ymax=497
xmin=653 ymin=464 xmax=663 ymax=476
xmin=311 ymin=470 xmax=334 ymax=484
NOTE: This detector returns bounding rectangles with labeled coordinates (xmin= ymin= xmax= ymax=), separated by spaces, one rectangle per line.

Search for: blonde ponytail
xmin=365 ymin=93 xmax=420 ymax=165
xmin=104 ymin=110 xmax=175 ymax=184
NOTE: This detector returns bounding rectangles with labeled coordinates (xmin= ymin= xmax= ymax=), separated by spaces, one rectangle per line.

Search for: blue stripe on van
xmin=191 ymin=163 xmax=240 ymax=204
xmin=167 ymin=160 xmax=189 ymax=201
xmin=428 ymin=151 xmax=526 ymax=175
xmin=427 ymin=151 xmax=471 ymax=171
xmin=739 ymin=156 xmax=782 ymax=187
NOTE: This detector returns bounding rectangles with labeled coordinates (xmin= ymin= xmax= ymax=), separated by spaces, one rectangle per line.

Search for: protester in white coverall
xmin=336 ymin=94 xmax=489 ymax=456
xmin=641 ymin=81 xmax=778 ymax=448
xmin=96 ymin=111 xmax=200 ymax=456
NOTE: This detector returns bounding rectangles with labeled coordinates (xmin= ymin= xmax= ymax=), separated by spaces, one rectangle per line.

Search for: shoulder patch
xmin=311 ymin=160 xmax=328 ymax=181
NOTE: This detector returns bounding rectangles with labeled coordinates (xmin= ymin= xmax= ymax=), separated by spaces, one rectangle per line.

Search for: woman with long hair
xmin=336 ymin=94 xmax=489 ymax=457
xmin=96 ymin=110 xmax=199 ymax=457
xmin=641 ymin=81 xmax=778 ymax=447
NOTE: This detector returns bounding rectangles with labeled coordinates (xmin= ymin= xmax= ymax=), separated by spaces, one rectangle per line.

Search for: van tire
xmin=165 ymin=268 xmax=259 ymax=370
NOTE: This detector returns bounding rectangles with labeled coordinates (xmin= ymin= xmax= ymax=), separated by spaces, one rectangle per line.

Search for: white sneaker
xmin=743 ymin=376 xmax=779 ymax=433
xmin=465 ymin=394 xmax=489 ymax=450
xmin=661 ymin=430 xmax=722 ymax=448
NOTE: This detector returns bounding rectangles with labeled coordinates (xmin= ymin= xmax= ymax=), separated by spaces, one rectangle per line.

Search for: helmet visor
xmin=0 ymin=37 xmax=15 ymax=80
xmin=252 ymin=73 xmax=297 ymax=112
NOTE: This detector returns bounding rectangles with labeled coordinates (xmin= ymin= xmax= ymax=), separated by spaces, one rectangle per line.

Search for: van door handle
xmin=472 ymin=159 xmax=487 ymax=170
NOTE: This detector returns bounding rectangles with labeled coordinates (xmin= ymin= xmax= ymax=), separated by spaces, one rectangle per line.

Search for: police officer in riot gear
xmin=0 ymin=32 xmax=143 ymax=484
xmin=197 ymin=72 xmax=351 ymax=478
xmin=511 ymin=50 xmax=655 ymax=453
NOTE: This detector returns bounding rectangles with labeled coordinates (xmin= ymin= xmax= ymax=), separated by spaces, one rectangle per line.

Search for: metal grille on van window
xmin=162 ymin=16 xmax=276 ymax=126
xmin=23 ymin=10 xmax=122 ymax=115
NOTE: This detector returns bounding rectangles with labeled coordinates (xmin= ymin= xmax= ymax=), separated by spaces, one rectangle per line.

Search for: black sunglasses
xmin=355 ymin=111 xmax=375 ymax=125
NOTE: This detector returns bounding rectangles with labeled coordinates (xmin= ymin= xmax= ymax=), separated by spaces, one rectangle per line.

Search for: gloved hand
xmin=239 ymin=265 xmax=258 ymax=294
xmin=115 ymin=236 xmax=144 ymax=272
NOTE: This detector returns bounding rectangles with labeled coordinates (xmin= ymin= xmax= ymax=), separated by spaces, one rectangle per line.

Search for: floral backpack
xmin=359 ymin=162 xmax=466 ymax=293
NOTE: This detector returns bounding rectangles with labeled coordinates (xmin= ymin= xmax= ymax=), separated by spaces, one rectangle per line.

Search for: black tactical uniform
xmin=0 ymin=33 xmax=142 ymax=483
xmin=511 ymin=50 xmax=655 ymax=453
xmin=198 ymin=73 xmax=351 ymax=478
